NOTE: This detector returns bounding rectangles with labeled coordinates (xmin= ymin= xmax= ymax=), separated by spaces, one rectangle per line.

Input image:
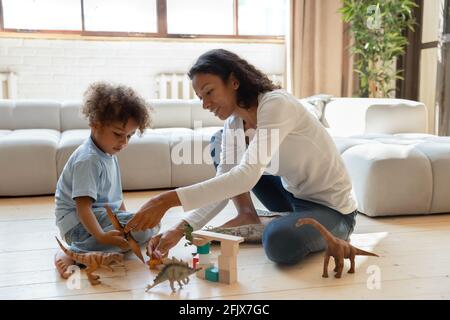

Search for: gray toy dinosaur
xmin=145 ymin=257 xmax=201 ymax=293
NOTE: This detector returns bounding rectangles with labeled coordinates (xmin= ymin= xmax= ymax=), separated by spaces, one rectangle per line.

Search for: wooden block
xmin=196 ymin=243 xmax=210 ymax=254
xmin=196 ymin=268 xmax=205 ymax=279
xmin=218 ymin=255 xmax=237 ymax=271
xmin=219 ymin=269 xmax=237 ymax=284
xmin=196 ymin=262 xmax=214 ymax=279
xmin=220 ymin=242 xmax=239 ymax=257
xmin=205 ymin=267 xmax=219 ymax=282
xmin=198 ymin=253 xmax=211 ymax=264
xmin=192 ymin=237 xmax=210 ymax=247
xmin=192 ymin=256 xmax=199 ymax=269
xmin=192 ymin=230 xmax=244 ymax=243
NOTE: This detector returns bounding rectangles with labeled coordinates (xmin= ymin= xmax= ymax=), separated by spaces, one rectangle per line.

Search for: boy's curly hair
xmin=82 ymin=82 xmax=152 ymax=135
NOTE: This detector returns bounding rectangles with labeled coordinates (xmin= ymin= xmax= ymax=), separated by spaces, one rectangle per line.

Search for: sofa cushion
xmin=57 ymin=129 xmax=90 ymax=176
xmin=118 ymin=132 xmax=172 ymax=190
xmin=414 ymin=142 xmax=450 ymax=213
xmin=57 ymin=129 xmax=173 ymax=190
xmin=190 ymin=100 xmax=224 ymax=128
xmin=13 ymin=100 xmax=61 ymax=130
xmin=60 ymin=100 xmax=223 ymax=131
xmin=61 ymin=101 xmax=89 ymax=131
xmin=150 ymin=100 xmax=192 ymax=129
xmin=324 ymin=98 xmax=427 ymax=136
xmin=0 ymin=129 xmax=60 ymax=196
xmin=299 ymin=94 xmax=333 ymax=123
xmin=0 ymin=100 xmax=61 ymax=130
xmin=0 ymin=100 xmax=14 ymax=129
xmin=168 ymin=127 xmax=218 ymax=187
xmin=339 ymin=134 xmax=450 ymax=216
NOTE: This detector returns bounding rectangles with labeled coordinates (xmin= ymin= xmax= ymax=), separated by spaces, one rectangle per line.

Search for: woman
xmin=125 ymin=49 xmax=358 ymax=264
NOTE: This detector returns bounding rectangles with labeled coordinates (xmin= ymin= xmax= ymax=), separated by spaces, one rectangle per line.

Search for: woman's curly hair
xmin=82 ymin=82 xmax=152 ymax=135
xmin=188 ymin=49 xmax=280 ymax=109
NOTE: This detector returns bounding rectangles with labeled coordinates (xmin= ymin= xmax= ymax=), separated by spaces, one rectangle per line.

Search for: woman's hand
xmin=125 ymin=197 xmax=167 ymax=232
xmin=146 ymin=226 xmax=185 ymax=259
xmin=124 ymin=191 xmax=181 ymax=233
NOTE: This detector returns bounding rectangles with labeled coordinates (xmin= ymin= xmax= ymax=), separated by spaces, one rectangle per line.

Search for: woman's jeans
xmin=210 ymin=129 xmax=357 ymax=265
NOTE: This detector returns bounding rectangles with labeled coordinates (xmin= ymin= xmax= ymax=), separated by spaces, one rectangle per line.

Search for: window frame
xmin=0 ymin=0 xmax=285 ymax=40
xmin=445 ymin=0 xmax=450 ymax=35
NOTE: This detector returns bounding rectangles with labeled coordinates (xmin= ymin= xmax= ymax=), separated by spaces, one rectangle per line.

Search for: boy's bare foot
xmin=54 ymin=249 xmax=75 ymax=279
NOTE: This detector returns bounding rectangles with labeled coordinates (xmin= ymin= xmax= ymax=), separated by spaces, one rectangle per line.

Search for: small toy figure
xmin=105 ymin=205 xmax=145 ymax=263
xmin=295 ymin=218 xmax=379 ymax=278
xmin=183 ymin=223 xmax=194 ymax=247
xmin=55 ymin=237 xmax=124 ymax=285
xmin=145 ymin=257 xmax=201 ymax=293
xmin=148 ymin=257 xmax=163 ymax=270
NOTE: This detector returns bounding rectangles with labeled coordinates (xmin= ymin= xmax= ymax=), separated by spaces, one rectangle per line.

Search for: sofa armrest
xmin=323 ymin=98 xmax=428 ymax=136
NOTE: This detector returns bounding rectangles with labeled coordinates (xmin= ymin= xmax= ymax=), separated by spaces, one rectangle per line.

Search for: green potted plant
xmin=340 ymin=0 xmax=417 ymax=98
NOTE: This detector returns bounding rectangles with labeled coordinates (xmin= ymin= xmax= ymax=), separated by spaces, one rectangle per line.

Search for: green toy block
xmin=205 ymin=267 xmax=219 ymax=282
xmin=197 ymin=243 xmax=210 ymax=254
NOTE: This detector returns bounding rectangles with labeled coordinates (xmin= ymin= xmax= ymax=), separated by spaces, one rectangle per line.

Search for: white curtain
xmin=286 ymin=0 xmax=354 ymax=98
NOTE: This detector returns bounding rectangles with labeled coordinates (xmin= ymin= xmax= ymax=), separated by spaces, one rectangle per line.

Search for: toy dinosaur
xmin=105 ymin=205 xmax=145 ymax=263
xmin=55 ymin=237 xmax=124 ymax=285
xmin=145 ymin=257 xmax=201 ymax=293
xmin=148 ymin=257 xmax=163 ymax=270
xmin=295 ymin=218 xmax=379 ymax=278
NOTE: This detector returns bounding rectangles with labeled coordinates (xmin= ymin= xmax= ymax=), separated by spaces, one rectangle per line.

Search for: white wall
xmin=0 ymin=37 xmax=285 ymax=100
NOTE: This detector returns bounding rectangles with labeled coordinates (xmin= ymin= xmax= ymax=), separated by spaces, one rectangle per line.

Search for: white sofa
xmin=2 ymin=97 xmax=449 ymax=218
xmin=0 ymin=99 xmax=223 ymax=196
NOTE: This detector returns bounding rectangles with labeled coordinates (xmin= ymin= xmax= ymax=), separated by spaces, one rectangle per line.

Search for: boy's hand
xmin=97 ymin=230 xmax=128 ymax=250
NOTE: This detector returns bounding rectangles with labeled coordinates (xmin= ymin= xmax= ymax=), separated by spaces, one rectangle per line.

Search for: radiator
xmin=155 ymin=73 xmax=196 ymax=99
xmin=0 ymin=72 xmax=17 ymax=99
xmin=155 ymin=73 xmax=284 ymax=99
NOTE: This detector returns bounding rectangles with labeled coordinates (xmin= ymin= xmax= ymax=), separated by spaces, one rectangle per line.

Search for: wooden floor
xmin=0 ymin=190 xmax=449 ymax=300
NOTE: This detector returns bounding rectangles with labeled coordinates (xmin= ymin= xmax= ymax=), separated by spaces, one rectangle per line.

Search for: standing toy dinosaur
xmin=295 ymin=218 xmax=379 ymax=278
xmin=145 ymin=257 xmax=201 ymax=293
xmin=105 ymin=205 xmax=145 ymax=263
xmin=55 ymin=237 xmax=125 ymax=285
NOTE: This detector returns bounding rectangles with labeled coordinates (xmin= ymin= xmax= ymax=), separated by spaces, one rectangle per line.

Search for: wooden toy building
xmin=191 ymin=230 xmax=244 ymax=284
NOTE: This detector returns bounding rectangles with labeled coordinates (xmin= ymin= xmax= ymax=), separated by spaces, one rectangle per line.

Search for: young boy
xmin=54 ymin=82 xmax=159 ymax=278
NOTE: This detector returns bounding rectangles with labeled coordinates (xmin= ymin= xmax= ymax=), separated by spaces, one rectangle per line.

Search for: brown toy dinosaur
xmin=105 ymin=205 xmax=145 ymax=264
xmin=295 ymin=218 xmax=379 ymax=278
xmin=146 ymin=257 xmax=201 ymax=293
xmin=55 ymin=237 xmax=125 ymax=285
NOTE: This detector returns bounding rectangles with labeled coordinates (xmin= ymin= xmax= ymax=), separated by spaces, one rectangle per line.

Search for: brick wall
xmin=0 ymin=38 xmax=285 ymax=100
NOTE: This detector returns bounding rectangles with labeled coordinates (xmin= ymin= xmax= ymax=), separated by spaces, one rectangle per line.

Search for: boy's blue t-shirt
xmin=55 ymin=136 xmax=123 ymax=237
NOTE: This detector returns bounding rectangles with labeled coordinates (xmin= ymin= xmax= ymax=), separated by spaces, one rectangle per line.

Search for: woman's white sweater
xmin=176 ymin=90 xmax=357 ymax=230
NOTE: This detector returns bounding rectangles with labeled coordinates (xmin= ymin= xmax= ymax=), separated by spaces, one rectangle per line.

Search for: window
xmin=238 ymin=0 xmax=287 ymax=36
xmin=167 ymin=0 xmax=234 ymax=35
xmin=0 ymin=0 xmax=286 ymax=39
xmin=2 ymin=0 xmax=81 ymax=30
xmin=84 ymin=0 xmax=157 ymax=33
